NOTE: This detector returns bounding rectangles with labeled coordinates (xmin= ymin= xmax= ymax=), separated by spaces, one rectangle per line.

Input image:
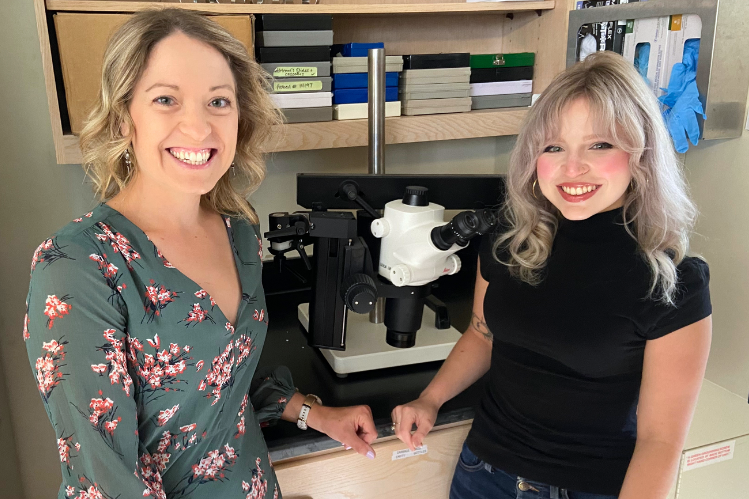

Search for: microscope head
xmin=371 ymin=186 xmax=496 ymax=347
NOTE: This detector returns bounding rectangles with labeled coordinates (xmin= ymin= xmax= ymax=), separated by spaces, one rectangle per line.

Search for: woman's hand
xmin=306 ymin=404 xmax=379 ymax=459
xmin=391 ymin=395 xmax=441 ymax=451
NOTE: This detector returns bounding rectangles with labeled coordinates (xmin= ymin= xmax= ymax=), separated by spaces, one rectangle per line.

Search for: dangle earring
xmin=124 ymin=149 xmax=132 ymax=175
xmin=532 ymin=179 xmax=539 ymax=199
xmin=230 ymin=162 xmax=236 ymax=177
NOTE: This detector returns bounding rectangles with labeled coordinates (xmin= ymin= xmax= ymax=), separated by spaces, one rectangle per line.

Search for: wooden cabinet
xmin=274 ymin=381 xmax=749 ymax=499
xmin=275 ymin=421 xmax=471 ymax=498
xmin=32 ymin=0 xmax=576 ymax=164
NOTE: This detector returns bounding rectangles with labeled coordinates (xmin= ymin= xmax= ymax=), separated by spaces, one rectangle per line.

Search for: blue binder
xmin=333 ymin=73 xmax=399 ymax=89
xmin=332 ymin=43 xmax=385 ymax=57
xmin=333 ymin=87 xmax=398 ymax=104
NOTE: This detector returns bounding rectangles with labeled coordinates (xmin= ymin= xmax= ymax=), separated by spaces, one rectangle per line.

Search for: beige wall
xmin=0 ymin=2 xmax=512 ymax=498
xmin=685 ymin=124 xmax=749 ymax=400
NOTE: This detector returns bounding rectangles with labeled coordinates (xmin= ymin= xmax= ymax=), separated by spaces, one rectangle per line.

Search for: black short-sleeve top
xmin=465 ymin=207 xmax=711 ymax=495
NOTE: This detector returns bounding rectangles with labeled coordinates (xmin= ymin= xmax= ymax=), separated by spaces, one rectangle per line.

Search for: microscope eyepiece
xmin=431 ymin=208 xmax=497 ymax=251
xmin=402 ymin=186 xmax=429 ymax=207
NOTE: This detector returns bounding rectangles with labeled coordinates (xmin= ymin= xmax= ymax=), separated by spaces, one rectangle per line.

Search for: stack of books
xmin=331 ymin=43 xmax=403 ymax=120
xmin=256 ymin=14 xmax=334 ymax=123
xmin=399 ymin=53 xmax=472 ymax=116
xmin=469 ymin=53 xmax=534 ymax=110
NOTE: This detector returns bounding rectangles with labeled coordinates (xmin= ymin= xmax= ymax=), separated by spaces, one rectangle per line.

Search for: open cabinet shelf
xmin=46 ymin=0 xmax=556 ymax=15
xmin=36 ymin=0 xmax=574 ymax=163
xmin=59 ymin=107 xmax=530 ymax=163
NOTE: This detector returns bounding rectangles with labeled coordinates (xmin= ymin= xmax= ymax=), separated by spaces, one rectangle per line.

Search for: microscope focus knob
xmin=445 ymin=254 xmax=462 ymax=275
xmin=341 ymin=274 xmax=377 ymax=314
xmin=390 ymin=264 xmax=412 ymax=286
xmin=371 ymin=218 xmax=390 ymax=238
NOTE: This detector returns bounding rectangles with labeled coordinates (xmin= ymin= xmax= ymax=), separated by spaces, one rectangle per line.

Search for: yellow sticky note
xmin=273 ymin=67 xmax=318 ymax=78
xmin=273 ymin=80 xmax=323 ymax=93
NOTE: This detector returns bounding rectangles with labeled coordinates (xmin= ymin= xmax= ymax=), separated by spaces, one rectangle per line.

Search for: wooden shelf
xmin=46 ymin=0 xmax=555 ymax=15
xmin=57 ymin=107 xmax=529 ymax=163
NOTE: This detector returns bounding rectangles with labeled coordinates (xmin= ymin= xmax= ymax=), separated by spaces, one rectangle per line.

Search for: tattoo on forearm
xmin=471 ymin=313 xmax=493 ymax=341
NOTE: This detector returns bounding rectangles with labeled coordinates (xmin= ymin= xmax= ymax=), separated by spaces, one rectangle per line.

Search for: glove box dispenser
xmin=566 ymin=0 xmax=749 ymax=142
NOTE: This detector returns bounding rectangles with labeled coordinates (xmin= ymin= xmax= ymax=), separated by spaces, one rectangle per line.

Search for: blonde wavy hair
xmin=78 ymin=8 xmax=282 ymax=223
xmin=496 ymin=51 xmax=697 ymax=305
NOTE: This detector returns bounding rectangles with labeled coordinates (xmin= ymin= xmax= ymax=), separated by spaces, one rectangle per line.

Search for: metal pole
xmin=368 ymin=48 xmax=385 ymax=175
xmin=368 ymin=48 xmax=386 ymax=323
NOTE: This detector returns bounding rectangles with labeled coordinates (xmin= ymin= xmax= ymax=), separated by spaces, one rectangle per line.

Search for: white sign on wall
xmin=683 ymin=440 xmax=736 ymax=472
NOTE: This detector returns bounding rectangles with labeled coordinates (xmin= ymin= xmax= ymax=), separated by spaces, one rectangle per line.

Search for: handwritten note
xmin=273 ymin=80 xmax=323 ymax=93
xmin=273 ymin=67 xmax=318 ymax=78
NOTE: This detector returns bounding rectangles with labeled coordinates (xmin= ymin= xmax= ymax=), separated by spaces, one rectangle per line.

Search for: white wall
xmin=685 ymin=122 xmax=749 ymax=400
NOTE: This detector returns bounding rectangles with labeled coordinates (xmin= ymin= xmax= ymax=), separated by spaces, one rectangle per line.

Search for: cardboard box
xmin=621 ymin=16 xmax=669 ymax=96
xmin=662 ymin=14 xmax=702 ymax=91
xmin=54 ymin=13 xmax=254 ymax=134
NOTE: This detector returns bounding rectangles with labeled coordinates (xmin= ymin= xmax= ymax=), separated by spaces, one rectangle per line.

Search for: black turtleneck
xmin=465 ymin=208 xmax=711 ymax=495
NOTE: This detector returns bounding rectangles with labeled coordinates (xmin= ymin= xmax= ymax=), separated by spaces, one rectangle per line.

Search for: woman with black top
xmin=391 ymin=51 xmax=712 ymax=499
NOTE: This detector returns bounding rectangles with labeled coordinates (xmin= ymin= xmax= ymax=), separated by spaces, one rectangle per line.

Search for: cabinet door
xmin=675 ymin=435 xmax=749 ymax=499
xmin=275 ymin=422 xmax=471 ymax=499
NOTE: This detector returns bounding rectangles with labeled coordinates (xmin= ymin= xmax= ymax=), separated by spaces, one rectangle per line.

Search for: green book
xmin=470 ymin=52 xmax=535 ymax=69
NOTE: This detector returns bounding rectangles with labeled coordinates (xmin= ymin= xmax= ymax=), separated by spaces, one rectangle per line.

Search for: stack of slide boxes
xmin=470 ymin=53 xmax=534 ymax=110
xmin=399 ymin=53 xmax=472 ymax=116
xmin=256 ymin=14 xmax=334 ymax=123
xmin=332 ymin=43 xmax=403 ymax=120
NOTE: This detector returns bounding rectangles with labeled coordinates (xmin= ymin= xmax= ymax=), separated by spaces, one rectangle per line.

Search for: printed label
xmin=273 ymin=80 xmax=323 ymax=93
xmin=683 ymin=440 xmax=735 ymax=471
xmin=273 ymin=67 xmax=317 ymax=77
xmin=670 ymin=14 xmax=683 ymax=31
xmin=392 ymin=445 xmax=428 ymax=461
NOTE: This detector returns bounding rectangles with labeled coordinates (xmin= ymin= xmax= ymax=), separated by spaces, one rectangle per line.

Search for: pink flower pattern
xmin=92 ymin=329 xmax=133 ymax=396
xmin=35 ymin=338 xmax=68 ymax=402
xmin=95 ymin=222 xmax=141 ymax=269
xmin=31 ymin=238 xmax=72 ymax=271
xmin=198 ymin=342 xmax=235 ymax=406
xmin=23 ymin=305 xmax=30 ymax=341
xmin=89 ymin=253 xmax=127 ymax=308
xmin=143 ymin=280 xmax=180 ymax=323
xmin=234 ymin=394 xmax=249 ymax=439
xmin=44 ymin=294 xmax=72 ymax=329
xmin=157 ymin=404 xmax=180 ymax=426
xmin=241 ymin=457 xmax=269 ymax=499
xmin=127 ymin=334 xmax=192 ymax=403
xmin=181 ymin=303 xmax=215 ymax=327
xmin=26 ymin=210 xmax=283 ymax=497
xmin=57 ymin=433 xmax=80 ymax=473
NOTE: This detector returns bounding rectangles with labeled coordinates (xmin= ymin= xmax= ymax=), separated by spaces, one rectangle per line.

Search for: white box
xmin=622 ymin=16 xmax=670 ymax=96
xmin=662 ymin=14 xmax=702 ymax=91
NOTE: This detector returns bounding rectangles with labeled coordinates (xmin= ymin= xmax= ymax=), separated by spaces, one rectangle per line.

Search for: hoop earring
xmin=532 ymin=179 xmax=539 ymax=200
xmin=124 ymin=150 xmax=132 ymax=175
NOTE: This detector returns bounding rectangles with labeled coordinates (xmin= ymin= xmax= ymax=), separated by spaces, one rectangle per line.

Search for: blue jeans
xmin=449 ymin=442 xmax=619 ymax=499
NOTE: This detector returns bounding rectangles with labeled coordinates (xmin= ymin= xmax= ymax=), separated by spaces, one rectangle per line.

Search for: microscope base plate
xmin=298 ymin=303 xmax=461 ymax=374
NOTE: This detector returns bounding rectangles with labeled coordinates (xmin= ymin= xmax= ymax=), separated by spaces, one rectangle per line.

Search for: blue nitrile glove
xmin=634 ymin=43 xmax=650 ymax=80
xmin=659 ymin=39 xmax=706 ymax=153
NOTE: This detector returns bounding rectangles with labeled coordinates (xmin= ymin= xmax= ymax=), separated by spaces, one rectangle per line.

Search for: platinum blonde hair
xmin=495 ymin=51 xmax=697 ymax=305
xmin=78 ymin=8 xmax=282 ymax=223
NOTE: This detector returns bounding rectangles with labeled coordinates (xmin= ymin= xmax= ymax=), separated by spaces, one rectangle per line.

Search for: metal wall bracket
xmin=567 ymin=0 xmax=749 ymax=141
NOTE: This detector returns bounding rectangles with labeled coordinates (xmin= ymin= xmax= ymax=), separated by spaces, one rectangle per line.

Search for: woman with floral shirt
xmin=25 ymin=9 xmax=378 ymax=499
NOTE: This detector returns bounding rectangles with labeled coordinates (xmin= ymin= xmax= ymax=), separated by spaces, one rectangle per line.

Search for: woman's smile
xmin=557 ymin=183 xmax=601 ymax=202
xmin=166 ymin=147 xmax=218 ymax=170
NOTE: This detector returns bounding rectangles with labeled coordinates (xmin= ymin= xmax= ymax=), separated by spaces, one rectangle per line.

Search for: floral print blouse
xmin=24 ymin=203 xmax=296 ymax=499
